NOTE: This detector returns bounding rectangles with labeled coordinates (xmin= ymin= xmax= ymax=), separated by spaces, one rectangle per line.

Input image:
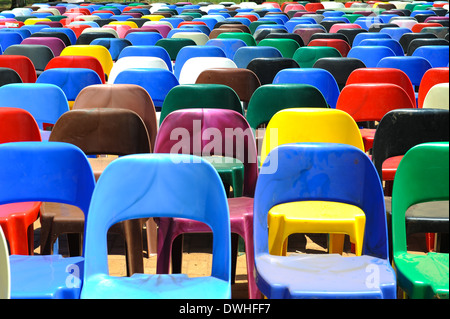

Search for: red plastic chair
xmin=308 ymin=38 xmax=351 ymax=57
xmin=0 ymin=107 xmax=42 ymax=255
xmin=346 ymin=68 xmax=417 ymax=108
xmin=336 ymin=83 xmax=416 ymax=151
xmin=411 ymin=22 xmax=444 ymax=33
xmin=45 ymin=55 xmax=106 ymax=84
xmin=418 ymin=67 xmax=449 ymax=109
xmin=305 ymin=2 xmax=325 ymax=12
xmin=64 ymin=24 xmax=92 ymax=38
xmin=154 ymin=108 xmax=260 ymax=299
xmin=0 ymin=55 xmax=37 ymax=83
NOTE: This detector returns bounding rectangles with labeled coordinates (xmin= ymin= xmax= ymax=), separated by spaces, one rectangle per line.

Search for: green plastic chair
xmin=293 ymin=46 xmax=342 ymax=68
xmin=391 ymin=142 xmax=449 ymax=299
xmin=155 ymin=38 xmax=197 ymax=61
xmin=246 ymin=83 xmax=329 ymax=131
xmin=159 ymin=84 xmax=243 ymax=125
xmin=257 ymin=38 xmax=300 ymax=58
xmin=249 ymin=20 xmax=276 ymax=34
xmin=217 ymin=32 xmax=257 ymax=46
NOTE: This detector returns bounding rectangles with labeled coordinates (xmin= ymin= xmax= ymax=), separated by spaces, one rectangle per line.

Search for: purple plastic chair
xmin=20 ymin=37 xmax=66 ymax=56
xmin=154 ymin=108 xmax=260 ymax=299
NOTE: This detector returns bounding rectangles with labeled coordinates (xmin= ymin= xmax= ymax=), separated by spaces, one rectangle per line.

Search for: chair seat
xmin=255 ymin=254 xmax=396 ymax=299
xmin=9 ymin=254 xmax=84 ymax=299
xmin=81 ymin=273 xmax=230 ymax=299
xmin=360 ymin=128 xmax=375 ymax=151
xmin=394 ymin=252 xmax=449 ymax=299
xmin=382 ymin=155 xmax=403 ymax=181
xmin=268 ymin=201 xmax=366 ymax=256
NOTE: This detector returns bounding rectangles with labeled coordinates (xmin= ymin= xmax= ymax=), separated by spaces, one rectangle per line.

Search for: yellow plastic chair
xmin=108 ymin=21 xmax=139 ymax=29
xmin=23 ymin=18 xmax=51 ymax=25
xmin=60 ymin=45 xmax=114 ymax=79
xmin=260 ymin=108 xmax=366 ymax=256
xmin=142 ymin=14 xmax=165 ymax=21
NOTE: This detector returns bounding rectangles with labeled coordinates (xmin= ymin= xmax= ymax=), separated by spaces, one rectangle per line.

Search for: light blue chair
xmin=412 ymin=45 xmax=450 ymax=68
xmin=233 ymin=46 xmax=282 ymax=69
xmin=81 ymin=153 xmax=231 ymax=299
xmin=205 ymin=38 xmax=247 ymax=60
xmin=379 ymin=27 xmax=412 ymax=42
xmin=272 ymin=68 xmax=340 ymax=108
xmin=347 ymin=46 xmax=397 ymax=68
xmin=254 ymin=143 xmax=397 ymax=299
xmin=2 ymin=142 xmax=95 ymax=299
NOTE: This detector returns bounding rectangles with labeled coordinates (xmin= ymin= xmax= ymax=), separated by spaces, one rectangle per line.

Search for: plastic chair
xmin=292 ymin=46 xmax=341 ymax=69
xmin=178 ymin=56 xmax=237 ymax=84
xmin=171 ymin=31 xmax=210 ymax=45
xmin=159 ymin=84 xmax=243 ymax=125
xmin=216 ymin=32 xmax=257 ymax=46
xmin=154 ymin=108 xmax=260 ymax=299
xmin=352 ymin=31 xmax=392 ymax=47
xmin=155 ymin=38 xmax=197 ymax=61
xmin=0 ymin=108 xmax=42 ymax=257
xmin=376 ymin=56 xmax=433 ymax=89
xmin=195 ymin=68 xmax=261 ymax=109
xmin=412 ymin=45 xmax=449 ymax=68
xmin=399 ymin=32 xmax=438 ymax=54
xmin=356 ymin=38 xmax=404 ymax=57
xmin=116 ymin=45 xmax=173 ymax=71
xmin=36 ymin=68 xmax=103 ymax=109
xmin=2 ymin=141 xmax=95 ymax=299
xmin=113 ymin=68 xmax=179 ymax=111
xmin=313 ymin=57 xmax=366 ymax=91
xmin=73 ymin=84 xmax=158 ymax=153
xmin=3 ymin=44 xmax=54 ymax=76
xmin=0 ymin=83 xmax=69 ymax=141
xmin=347 ymin=46 xmax=396 ymax=68
xmin=80 ymin=153 xmax=231 ymax=299
xmin=44 ymin=55 xmax=106 ymax=84
xmin=0 ymin=226 xmax=9 ymax=299
xmin=60 ymin=45 xmax=114 ymax=80
xmin=28 ymin=31 xmax=71 ymax=48
xmin=0 ymin=68 xmax=22 ymax=86
xmin=346 ymin=68 xmax=416 ymax=108
xmin=254 ymin=142 xmax=396 ymax=299
xmin=423 ymin=83 xmax=450 ymax=110
xmin=257 ymin=38 xmax=301 ymax=58
xmin=336 ymin=83 xmax=415 ymax=151
xmin=246 ymin=84 xmax=329 ymax=132
xmin=391 ymin=142 xmax=449 ymax=299
xmin=173 ymin=45 xmax=226 ymax=80
xmin=379 ymin=27 xmax=412 ymax=42
xmin=124 ymin=31 xmax=163 ymax=46
xmin=406 ymin=38 xmax=449 ymax=56
xmin=107 ymin=56 xmax=169 ymax=84
xmin=20 ymin=37 xmax=66 ymax=57
xmin=418 ymin=67 xmax=449 ymax=108
xmin=38 ymin=27 xmax=77 ymax=45
xmin=0 ymin=32 xmax=23 ymax=52
xmin=90 ymin=38 xmax=132 ymax=61
xmin=0 ymin=56 xmax=36 ymax=83
xmin=232 ymin=46 xmax=282 ymax=69
xmin=205 ymin=38 xmax=247 ymax=59
xmin=308 ymin=38 xmax=351 ymax=57
xmin=246 ymin=57 xmax=300 ymax=86
xmin=273 ymin=68 xmax=340 ymax=109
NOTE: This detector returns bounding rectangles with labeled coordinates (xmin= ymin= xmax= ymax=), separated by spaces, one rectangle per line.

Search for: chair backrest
xmin=0 ymin=56 xmax=37 ymax=83
xmin=0 ymin=83 xmax=69 ymax=130
xmin=391 ymin=142 xmax=449 ymax=254
xmin=108 ymin=56 xmax=169 ymax=84
xmin=246 ymin=57 xmax=300 ymax=85
xmin=233 ymin=46 xmax=283 ymax=69
xmin=411 ymin=45 xmax=450 ymax=68
xmin=423 ymin=83 xmax=450 ymax=110
xmin=173 ymin=45 xmax=226 ymax=80
xmin=347 ymin=46 xmax=396 ymax=68
xmin=376 ymin=56 xmax=433 ymax=87
xmin=171 ymin=31 xmax=210 ymax=45
xmin=205 ymin=38 xmax=247 ymax=59
xmin=117 ymin=45 xmax=172 ymax=71
xmin=372 ymin=108 xmax=449 ymax=182
xmin=246 ymin=84 xmax=329 ymax=131
xmin=418 ymin=67 xmax=449 ymax=108
xmin=83 ymin=153 xmax=230 ymax=282
xmin=313 ymin=57 xmax=366 ymax=90
xmin=155 ymin=38 xmax=197 ymax=61
xmin=356 ymin=38 xmax=404 ymax=57
xmin=124 ymin=31 xmax=163 ymax=46
xmin=399 ymin=32 xmax=437 ymax=54
xmin=160 ymin=83 xmax=243 ymax=125
xmin=272 ymin=68 xmax=340 ymax=108
xmin=257 ymin=38 xmax=301 ymax=58
xmin=407 ymin=38 xmax=449 ymax=57
xmin=195 ymin=68 xmax=261 ymax=104
xmin=36 ymin=68 xmax=103 ymax=101
xmin=60 ymin=45 xmax=114 ymax=78
xmin=49 ymin=108 xmax=151 ymax=156
xmin=20 ymin=37 xmax=66 ymax=57
xmin=0 ymin=107 xmax=42 ymax=143
xmin=155 ymin=108 xmax=258 ymax=196
xmin=90 ymin=38 xmax=132 ymax=61
xmin=72 ymin=84 xmax=157 ymax=152
xmin=0 ymin=67 xmax=22 ymax=86
xmin=346 ymin=68 xmax=416 ymax=108
xmin=178 ymin=56 xmax=237 ymax=84
xmin=308 ymin=38 xmax=351 ymax=57
xmin=255 ymin=142 xmax=388 ymax=259
xmin=292 ymin=46 xmax=342 ymax=68
xmin=44 ymin=55 xmax=106 ymax=84
xmin=3 ymin=44 xmax=54 ymax=72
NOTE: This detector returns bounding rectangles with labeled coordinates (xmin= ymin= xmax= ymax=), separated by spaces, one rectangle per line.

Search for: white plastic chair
xmin=178 ymin=56 xmax=237 ymax=84
xmin=423 ymin=83 xmax=450 ymax=110
xmin=108 ymin=56 xmax=169 ymax=84
xmin=171 ymin=32 xmax=210 ymax=45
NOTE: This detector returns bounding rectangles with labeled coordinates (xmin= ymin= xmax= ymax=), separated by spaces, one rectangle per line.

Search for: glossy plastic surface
xmin=308 ymin=38 xmax=351 ymax=57
xmin=178 ymin=56 xmax=237 ymax=84
xmin=423 ymin=83 xmax=449 ymax=110
xmin=412 ymin=45 xmax=450 ymax=68
xmin=292 ymin=46 xmax=341 ymax=68
xmin=391 ymin=142 xmax=449 ymax=299
xmin=3 ymin=44 xmax=54 ymax=73
xmin=312 ymin=57 xmax=366 ymax=90
xmin=257 ymin=38 xmax=301 ymax=58
xmin=108 ymin=56 xmax=169 ymax=84
xmin=417 ymin=67 xmax=449 ymax=108
xmin=206 ymin=38 xmax=247 ymax=59
xmin=117 ymin=45 xmax=172 ymax=71
xmin=376 ymin=56 xmax=432 ymax=87
xmin=246 ymin=57 xmax=299 ymax=85
xmin=173 ymin=45 xmax=226 ymax=80
xmin=60 ymin=45 xmax=114 ymax=78
xmin=348 ymin=46 xmax=396 ymax=68
xmin=254 ymin=143 xmax=395 ymax=298
xmin=0 ymin=56 xmax=37 ymax=83
xmin=0 ymin=142 xmax=95 ymax=298
xmin=81 ymin=154 xmax=231 ymax=299
xmin=21 ymin=37 xmax=66 ymax=57
xmin=44 ymin=55 xmax=106 ymax=84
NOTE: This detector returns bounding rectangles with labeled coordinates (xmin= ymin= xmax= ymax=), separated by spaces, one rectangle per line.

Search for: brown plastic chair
xmin=72 ymin=84 xmax=157 ymax=152
xmin=42 ymin=108 xmax=151 ymax=276
xmin=209 ymin=28 xmax=244 ymax=39
xmin=195 ymin=68 xmax=261 ymax=110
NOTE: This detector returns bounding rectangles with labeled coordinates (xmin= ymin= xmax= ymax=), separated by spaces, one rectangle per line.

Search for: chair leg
xmin=231 ymin=233 xmax=239 ymax=285
xmin=122 ymin=219 xmax=144 ymax=276
xmin=171 ymin=235 xmax=183 ymax=274
xmin=67 ymin=233 xmax=82 ymax=256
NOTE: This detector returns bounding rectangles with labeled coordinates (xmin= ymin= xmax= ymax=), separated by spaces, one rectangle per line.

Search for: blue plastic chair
xmin=173 ymin=45 xmax=226 ymax=80
xmin=273 ymin=68 xmax=340 ymax=108
xmin=80 ymin=153 xmax=231 ymax=299
xmin=255 ymin=24 xmax=288 ymax=33
xmin=117 ymin=45 xmax=173 ymax=72
xmin=179 ymin=24 xmax=211 ymax=36
xmin=254 ymin=143 xmax=397 ymax=299
xmin=233 ymin=46 xmax=283 ymax=69
xmin=20 ymin=24 xmax=48 ymax=35
xmin=0 ymin=28 xmax=31 ymax=40
xmin=124 ymin=31 xmax=163 ymax=46
xmin=161 ymin=17 xmax=184 ymax=28
xmin=412 ymin=45 xmax=450 ymax=68
xmin=36 ymin=68 xmax=103 ymax=104
xmin=2 ymin=141 xmax=95 ymax=299
xmin=113 ymin=68 xmax=179 ymax=110
xmin=193 ymin=17 xmax=218 ymax=31
xmin=355 ymin=16 xmax=384 ymax=30
xmin=0 ymin=32 xmax=23 ymax=51
xmin=205 ymin=38 xmax=247 ymax=60
xmin=357 ymin=38 xmax=405 ymax=56
xmin=347 ymin=46 xmax=397 ymax=68
xmin=90 ymin=38 xmax=132 ymax=61
xmin=225 ymin=17 xmax=252 ymax=26
xmin=0 ymin=83 xmax=69 ymax=140
xmin=379 ymin=27 xmax=412 ymax=42
xmin=377 ymin=56 xmax=433 ymax=88
xmin=352 ymin=32 xmax=391 ymax=47
xmin=40 ymin=27 xmax=77 ymax=45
